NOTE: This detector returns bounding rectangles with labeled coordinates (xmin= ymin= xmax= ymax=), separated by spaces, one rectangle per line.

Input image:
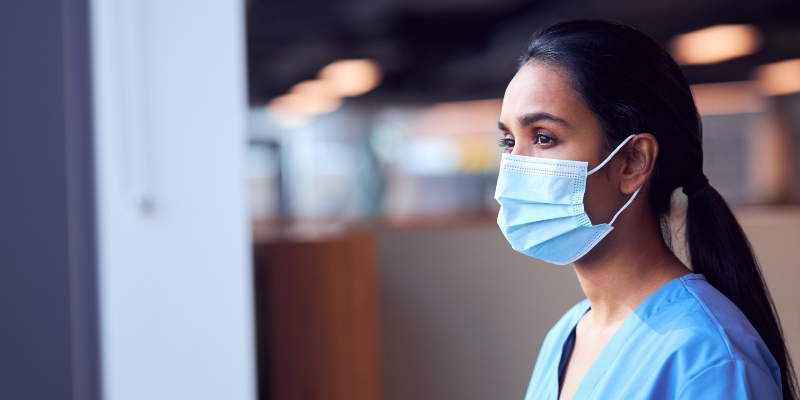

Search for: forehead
xmin=500 ymin=63 xmax=586 ymax=124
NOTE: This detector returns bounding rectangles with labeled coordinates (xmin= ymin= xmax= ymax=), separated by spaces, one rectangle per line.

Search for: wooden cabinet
xmin=254 ymin=233 xmax=382 ymax=400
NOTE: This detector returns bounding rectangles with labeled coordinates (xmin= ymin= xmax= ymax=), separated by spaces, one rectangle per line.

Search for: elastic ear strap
xmin=609 ymin=187 xmax=641 ymax=226
xmin=588 ymin=134 xmax=637 ymax=175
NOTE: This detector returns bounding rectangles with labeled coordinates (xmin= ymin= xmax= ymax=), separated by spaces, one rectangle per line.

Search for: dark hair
xmin=520 ymin=19 xmax=797 ymax=399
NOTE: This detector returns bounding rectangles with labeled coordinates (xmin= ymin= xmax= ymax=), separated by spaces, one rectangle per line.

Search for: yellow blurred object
xmin=318 ymin=59 xmax=382 ymax=97
xmin=755 ymin=59 xmax=800 ymax=96
xmin=670 ymin=24 xmax=761 ymax=65
xmin=458 ymin=136 xmax=501 ymax=173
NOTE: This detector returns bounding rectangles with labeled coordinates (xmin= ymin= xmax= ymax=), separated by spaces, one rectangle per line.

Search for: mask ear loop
xmin=585 ymin=134 xmax=640 ymax=226
xmin=609 ymin=187 xmax=641 ymax=225
xmin=587 ymin=134 xmax=637 ymax=175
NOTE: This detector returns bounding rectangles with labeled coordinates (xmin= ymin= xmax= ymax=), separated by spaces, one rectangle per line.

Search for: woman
xmin=494 ymin=20 xmax=797 ymax=399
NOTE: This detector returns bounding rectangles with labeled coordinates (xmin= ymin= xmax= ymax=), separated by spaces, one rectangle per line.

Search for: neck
xmin=573 ymin=212 xmax=690 ymax=327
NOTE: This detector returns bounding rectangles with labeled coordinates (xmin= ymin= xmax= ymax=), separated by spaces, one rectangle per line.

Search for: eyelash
xmin=497 ymin=133 xmax=555 ymax=150
xmin=498 ymin=138 xmax=515 ymax=149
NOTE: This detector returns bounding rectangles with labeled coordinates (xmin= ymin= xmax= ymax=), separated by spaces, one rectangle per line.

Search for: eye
xmin=533 ymin=132 xmax=555 ymax=146
xmin=498 ymin=137 xmax=515 ymax=151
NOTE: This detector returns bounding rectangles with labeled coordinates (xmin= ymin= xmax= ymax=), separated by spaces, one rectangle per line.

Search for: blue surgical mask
xmin=494 ymin=135 xmax=640 ymax=265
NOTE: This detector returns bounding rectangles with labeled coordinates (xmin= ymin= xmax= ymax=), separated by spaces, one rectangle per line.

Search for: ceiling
xmin=246 ymin=0 xmax=800 ymax=105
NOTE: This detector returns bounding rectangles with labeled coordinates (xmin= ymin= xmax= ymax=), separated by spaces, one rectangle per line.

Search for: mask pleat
xmin=502 ymin=214 xmax=587 ymax=249
xmin=496 ymin=202 xmax=580 ymax=226
xmin=495 ymin=169 xmax=580 ymax=205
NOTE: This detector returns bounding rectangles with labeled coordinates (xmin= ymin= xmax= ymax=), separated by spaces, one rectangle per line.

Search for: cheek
xmin=583 ymin=172 xmax=620 ymax=225
xmin=549 ymin=144 xmax=595 ymax=162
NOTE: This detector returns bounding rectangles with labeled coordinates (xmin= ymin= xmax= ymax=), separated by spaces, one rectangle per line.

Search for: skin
xmin=498 ymin=63 xmax=690 ymax=400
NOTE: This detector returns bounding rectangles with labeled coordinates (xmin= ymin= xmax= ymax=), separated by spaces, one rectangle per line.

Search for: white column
xmin=90 ymin=1 xmax=255 ymax=399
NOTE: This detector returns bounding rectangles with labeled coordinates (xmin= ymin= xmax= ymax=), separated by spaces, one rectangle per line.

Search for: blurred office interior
xmin=2 ymin=0 xmax=800 ymax=400
xmin=247 ymin=1 xmax=800 ymax=400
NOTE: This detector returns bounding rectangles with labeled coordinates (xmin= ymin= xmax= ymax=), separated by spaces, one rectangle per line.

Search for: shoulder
xmin=676 ymin=359 xmax=782 ymax=398
xmin=679 ymin=276 xmax=777 ymax=367
xmin=651 ymin=275 xmax=781 ymax=392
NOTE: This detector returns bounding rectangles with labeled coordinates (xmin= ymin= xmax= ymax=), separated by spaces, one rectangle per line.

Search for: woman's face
xmin=498 ymin=62 xmax=624 ymax=225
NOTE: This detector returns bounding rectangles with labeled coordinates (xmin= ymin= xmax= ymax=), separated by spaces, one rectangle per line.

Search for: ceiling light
xmin=755 ymin=59 xmax=800 ymax=96
xmin=318 ymin=59 xmax=382 ymax=97
xmin=290 ymin=79 xmax=337 ymax=99
xmin=670 ymin=24 xmax=761 ymax=65
xmin=268 ymin=92 xmax=342 ymax=117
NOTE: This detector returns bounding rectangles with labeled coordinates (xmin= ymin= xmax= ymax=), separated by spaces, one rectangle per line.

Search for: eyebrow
xmin=497 ymin=112 xmax=569 ymax=132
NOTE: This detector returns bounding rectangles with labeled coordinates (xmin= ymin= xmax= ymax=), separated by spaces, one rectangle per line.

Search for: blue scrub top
xmin=525 ymin=273 xmax=782 ymax=399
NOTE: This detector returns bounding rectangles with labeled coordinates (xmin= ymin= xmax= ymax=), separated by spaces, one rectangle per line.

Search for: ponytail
xmin=686 ymin=183 xmax=798 ymax=399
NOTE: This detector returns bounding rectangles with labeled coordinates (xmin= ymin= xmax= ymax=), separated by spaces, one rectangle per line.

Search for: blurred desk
xmin=254 ymin=232 xmax=382 ymax=400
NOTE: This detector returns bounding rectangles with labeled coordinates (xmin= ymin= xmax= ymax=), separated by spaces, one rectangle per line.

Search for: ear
xmin=620 ymin=133 xmax=658 ymax=195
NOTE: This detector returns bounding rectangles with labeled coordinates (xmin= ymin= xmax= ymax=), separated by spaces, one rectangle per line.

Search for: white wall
xmin=91 ymin=1 xmax=255 ymax=399
xmin=378 ymin=208 xmax=800 ymax=400
xmin=378 ymin=227 xmax=584 ymax=400
xmin=738 ymin=208 xmax=800 ymax=368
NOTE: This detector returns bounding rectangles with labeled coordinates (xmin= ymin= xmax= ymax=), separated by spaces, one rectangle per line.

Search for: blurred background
xmin=2 ymin=0 xmax=800 ymax=400
xmin=248 ymin=1 xmax=800 ymax=399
